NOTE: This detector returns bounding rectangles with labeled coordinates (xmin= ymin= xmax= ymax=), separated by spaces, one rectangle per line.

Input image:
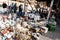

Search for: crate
xmin=47 ymin=24 xmax=56 ymax=32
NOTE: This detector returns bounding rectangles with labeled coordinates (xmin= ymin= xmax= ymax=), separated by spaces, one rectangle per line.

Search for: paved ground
xmin=41 ymin=18 xmax=60 ymax=40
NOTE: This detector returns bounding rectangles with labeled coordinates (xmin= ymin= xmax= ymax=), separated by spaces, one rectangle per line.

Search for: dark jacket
xmin=19 ymin=5 xmax=22 ymax=12
xmin=13 ymin=3 xmax=17 ymax=13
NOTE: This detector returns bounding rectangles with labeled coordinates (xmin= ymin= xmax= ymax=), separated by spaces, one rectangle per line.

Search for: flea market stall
xmin=0 ymin=0 xmax=56 ymax=40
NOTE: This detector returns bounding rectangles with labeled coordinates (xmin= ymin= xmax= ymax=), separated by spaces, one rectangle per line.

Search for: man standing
xmin=2 ymin=2 xmax=7 ymax=8
xmin=13 ymin=3 xmax=17 ymax=13
xmin=18 ymin=4 xmax=23 ymax=18
xmin=10 ymin=3 xmax=14 ymax=13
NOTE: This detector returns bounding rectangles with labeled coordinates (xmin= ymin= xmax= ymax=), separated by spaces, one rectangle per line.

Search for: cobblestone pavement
xmin=41 ymin=19 xmax=60 ymax=40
